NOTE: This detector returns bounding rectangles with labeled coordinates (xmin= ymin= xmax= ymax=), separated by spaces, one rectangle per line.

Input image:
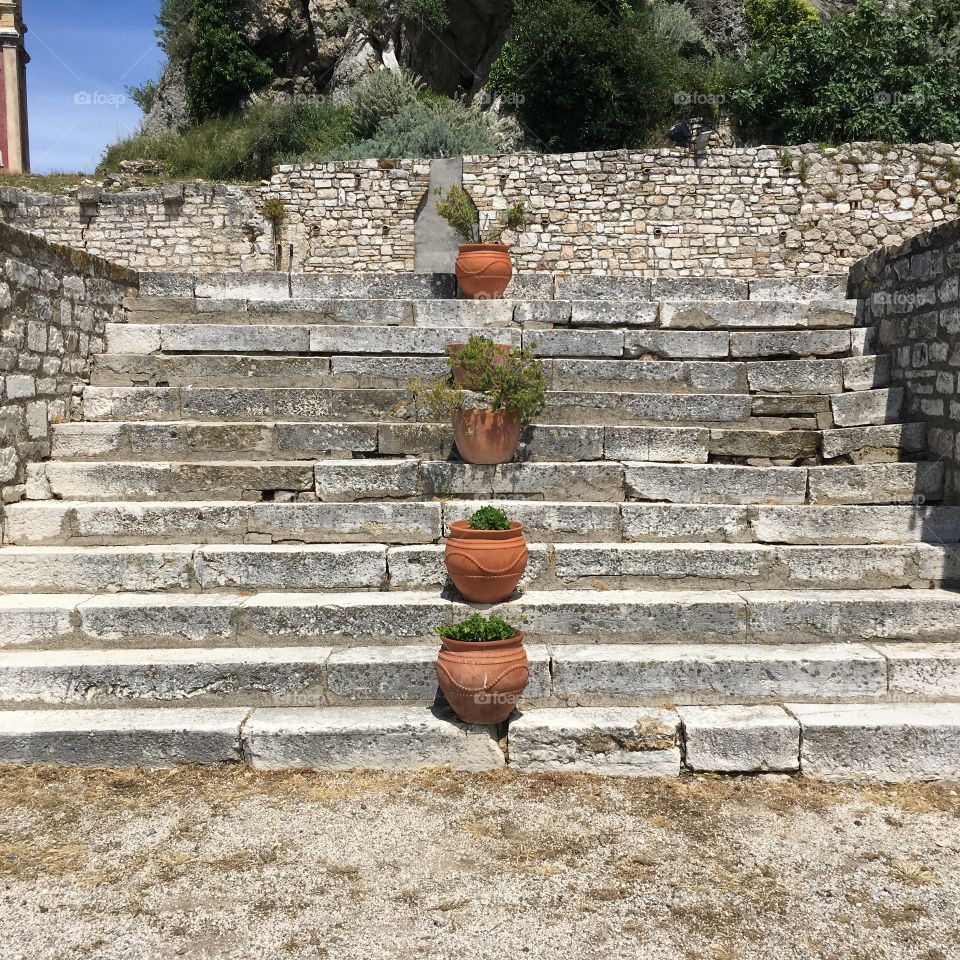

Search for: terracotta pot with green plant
xmin=435 ymin=186 xmax=527 ymax=300
xmin=411 ymin=335 xmax=548 ymax=465
xmin=436 ymin=613 xmax=528 ymax=725
xmin=445 ymin=506 xmax=528 ymax=604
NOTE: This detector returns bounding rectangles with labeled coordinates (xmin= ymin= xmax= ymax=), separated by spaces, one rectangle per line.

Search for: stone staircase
xmin=2 ymin=272 xmax=959 ymax=780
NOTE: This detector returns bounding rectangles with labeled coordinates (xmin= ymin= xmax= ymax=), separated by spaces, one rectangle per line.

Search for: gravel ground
xmin=1 ymin=765 xmax=958 ymax=960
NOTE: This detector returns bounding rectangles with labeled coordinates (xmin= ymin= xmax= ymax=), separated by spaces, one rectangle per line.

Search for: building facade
xmin=0 ymin=0 xmax=28 ymax=174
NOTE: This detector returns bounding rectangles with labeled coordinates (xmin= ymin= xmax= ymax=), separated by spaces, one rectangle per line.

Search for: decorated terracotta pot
xmin=452 ymin=408 xmax=522 ymax=465
xmin=444 ymin=520 xmax=528 ymax=603
xmin=455 ymin=243 xmax=512 ymax=300
xmin=436 ymin=631 xmax=529 ymax=724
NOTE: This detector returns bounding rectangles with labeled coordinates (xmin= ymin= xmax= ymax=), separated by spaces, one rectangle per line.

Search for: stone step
xmin=105 ymin=314 xmax=864 ymax=362
xmin=83 ymin=384 xmax=882 ymax=428
xmin=0 ymin=704 xmax=505 ymax=771
xmin=115 ymin=299 xmax=859 ymax=335
xmin=2 ymin=588 xmax=959 ymax=650
xmin=0 ymin=644 xmax=548 ymax=708
xmin=52 ymin=420 xmax=881 ymax=465
xmin=90 ymin=352 xmax=890 ymax=395
xmin=27 ymin=458 xmax=943 ymax=505
xmin=8 ymin=500 xmax=958 ymax=548
xmin=3 ymin=700 xmax=956 ymax=778
xmin=4 ymin=640 xmax=955 ymax=709
xmin=0 ymin=541 xmax=955 ymax=595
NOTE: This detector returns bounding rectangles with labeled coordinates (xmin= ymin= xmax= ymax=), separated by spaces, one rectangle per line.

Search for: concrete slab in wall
xmin=415 ymin=158 xmax=463 ymax=275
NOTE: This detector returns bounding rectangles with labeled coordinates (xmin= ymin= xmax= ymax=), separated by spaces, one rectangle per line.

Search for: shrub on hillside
xmin=186 ymin=0 xmax=273 ymax=121
xmin=324 ymin=97 xmax=515 ymax=160
xmin=488 ymin=0 xmax=687 ymax=152
xmin=99 ymin=100 xmax=356 ymax=181
xmin=350 ymin=69 xmax=424 ymax=139
xmin=731 ymin=0 xmax=960 ymax=144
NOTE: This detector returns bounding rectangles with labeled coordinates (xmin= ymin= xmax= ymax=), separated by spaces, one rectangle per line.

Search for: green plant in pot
xmin=411 ymin=336 xmax=548 ymax=465
xmin=435 ymin=185 xmax=527 ymax=300
xmin=444 ymin=505 xmax=529 ymax=604
xmin=435 ymin=613 xmax=528 ymax=724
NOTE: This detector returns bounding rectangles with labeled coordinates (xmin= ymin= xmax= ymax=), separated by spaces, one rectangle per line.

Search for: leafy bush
xmin=489 ymin=0 xmax=687 ymax=152
xmin=412 ymin=341 xmax=548 ymax=429
xmin=435 ymin=187 xmax=526 ymax=243
xmin=437 ymin=614 xmax=518 ymax=643
xmin=127 ymin=80 xmax=159 ymax=114
xmin=743 ymin=0 xmax=819 ymax=49
xmin=447 ymin=336 xmax=510 ymax=390
xmin=99 ymin=100 xmax=355 ymax=181
xmin=651 ymin=1 xmax=717 ymax=57
xmin=402 ymin=0 xmax=450 ymax=32
xmin=186 ymin=0 xmax=273 ymax=121
xmin=468 ymin=506 xmax=511 ymax=531
xmin=732 ymin=0 xmax=960 ymax=144
xmin=350 ymin=69 xmax=424 ymax=139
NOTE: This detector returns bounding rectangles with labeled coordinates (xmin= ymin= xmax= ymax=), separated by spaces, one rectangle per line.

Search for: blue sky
xmin=26 ymin=1 xmax=162 ymax=173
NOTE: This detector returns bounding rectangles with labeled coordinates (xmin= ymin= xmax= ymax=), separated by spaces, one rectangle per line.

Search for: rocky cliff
xmin=143 ymin=0 xmax=514 ymax=134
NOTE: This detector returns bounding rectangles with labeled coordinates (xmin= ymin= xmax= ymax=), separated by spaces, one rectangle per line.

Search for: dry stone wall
xmin=850 ymin=218 xmax=960 ymax=503
xmin=0 ymin=224 xmax=137 ymax=505
xmin=0 ymin=184 xmax=273 ymax=273
xmin=0 ymin=143 xmax=957 ymax=278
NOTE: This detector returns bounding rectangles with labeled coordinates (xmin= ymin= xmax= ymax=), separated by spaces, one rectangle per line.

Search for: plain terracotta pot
xmin=447 ymin=342 xmax=511 ymax=390
xmin=453 ymin=409 xmax=521 ymax=464
xmin=436 ymin=631 xmax=529 ymax=724
xmin=456 ymin=243 xmax=512 ymax=300
xmin=444 ymin=520 xmax=529 ymax=604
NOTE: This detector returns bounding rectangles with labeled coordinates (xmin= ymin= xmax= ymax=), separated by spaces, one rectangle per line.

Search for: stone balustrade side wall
xmin=850 ymin=218 xmax=960 ymax=504
xmin=0 ymin=224 xmax=137 ymax=505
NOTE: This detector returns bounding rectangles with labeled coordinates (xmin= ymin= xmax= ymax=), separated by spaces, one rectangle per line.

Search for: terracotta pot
xmin=447 ymin=342 xmax=511 ymax=390
xmin=455 ymin=243 xmax=512 ymax=300
xmin=436 ymin=631 xmax=529 ymax=724
xmin=453 ymin=409 xmax=521 ymax=465
xmin=444 ymin=520 xmax=529 ymax=604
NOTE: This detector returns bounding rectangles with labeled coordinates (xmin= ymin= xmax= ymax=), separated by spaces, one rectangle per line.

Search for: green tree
xmin=732 ymin=0 xmax=960 ymax=144
xmin=186 ymin=0 xmax=273 ymax=122
xmin=488 ymin=0 xmax=686 ymax=152
xmin=743 ymin=0 xmax=819 ymax=49
xmin=157 ymin=0 xmax=197 ymax=60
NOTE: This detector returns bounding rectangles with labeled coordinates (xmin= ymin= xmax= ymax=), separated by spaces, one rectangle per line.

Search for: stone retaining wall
xmin=850 ymin=218 xmax=960 ymax=503
xmin=0 ymin=224 xmax=137 ymax=505
xmin=1 ymin=143 xmax=958 ymax=277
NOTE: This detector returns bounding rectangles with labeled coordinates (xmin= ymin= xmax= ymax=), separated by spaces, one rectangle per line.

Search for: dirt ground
xmin=1 ymin=765 xmax=958 ymax=960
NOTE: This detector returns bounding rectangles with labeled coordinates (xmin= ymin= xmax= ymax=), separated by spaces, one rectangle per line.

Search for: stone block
xmin=315 ymin=459 xmax=421 ymax=502
xmin=679 ymin=705 xmax=800 ymax=773
xmin=620 ymin=504 xmax=752 ymax=543
xmin=569 ymin=301 xmax=658 ymax=327
xmin=0 ymin=708 xmax=247 ymax=767
xmin=881 ymin=644 xmax=960 ymax=698
xmin=509 ymin=707 xmax=681 ymax=777
xmin=624 ymin=330 xmax=730 ymax=360
xmin=831 ymin=387 xmax=904 ymax=427
xmin=821 ymin=422 xmax=926 ymax=460
xmin=729 ymin=330 xmax=851 ymax=359
xmin=625 ymin=463 xmax=807 ymax=505
xmin=0 ymin=595 xmax=84 ymax=648
xmin=747 ymin=360 xmax=844 ymax=395
xmin=243 ymin=706 xmax=505 ymax=771
xmin=789 ymin=702 xmax=960 ymax=781
xmin=605 ymin=426 xmax=709 ymax=463
xmin=522 ymin=328 xmax=624 ymax=358
xmin=161 ymin=324 xmax=310 ymax=353
xmin=104 ymin=324 xmax=161 ymax=355
xmin=808 ymin=462 xmax=944 ymax=505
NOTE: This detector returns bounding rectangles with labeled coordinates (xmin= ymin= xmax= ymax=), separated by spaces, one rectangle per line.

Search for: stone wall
xmin=265 ymin=159 xmax=430 ymax=274
xmin=1 ymin=142 xmax=958 ymax=278
xmin=849 ymin=218 xmax=960 ymax=504
xmin=464 ymin=143 xmax=960 ymax=278
xmin=0 ymin=224 xmax=137 ymax=505
xmin=0 ymin=183 xmax=273 ymax=273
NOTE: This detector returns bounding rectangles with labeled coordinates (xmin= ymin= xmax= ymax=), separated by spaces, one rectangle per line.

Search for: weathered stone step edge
xmin=25 ymin=459 xmax=945 ymax=507
xmin=138 ymin=270 xmax=849 ymax=304
xmin=7 ymin=501 xmax=957 ymax=548
xmin=2 ymin=701 xmax=958 ymax=781
xmin=0 ymin=542 xmax=956 ymax=594
xmin=3 ymin=588 xmax=960 ymax=650
xmin=117 ymin=299 xmax=860 ymax=334
xmin=0 ymin=641 xmax=957 ymax=709
xmin=79 ymin=353 xmax=895 ymax=396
